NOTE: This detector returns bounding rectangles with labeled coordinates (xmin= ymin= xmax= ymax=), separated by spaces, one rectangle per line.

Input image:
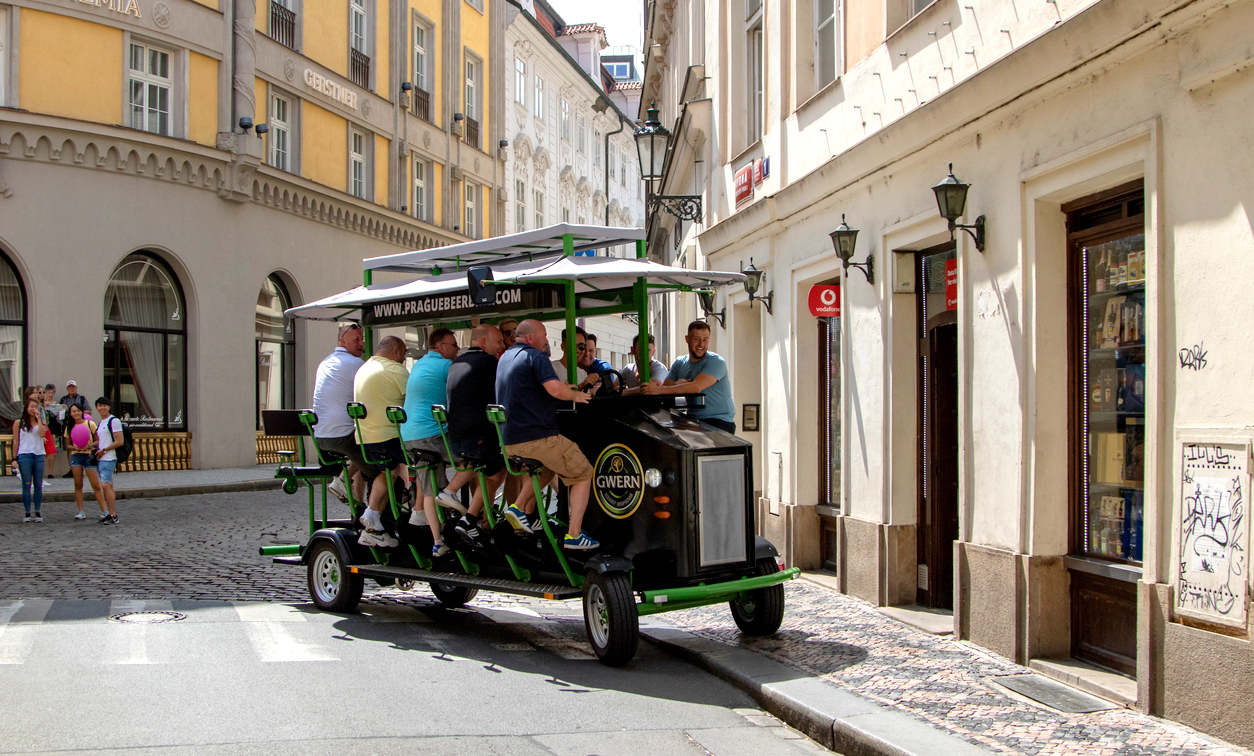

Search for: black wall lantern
xmin=829 ymin=214 xmax=873 ymax=284
xmin=634 ymin=102 xmax=703 ymax=223
xmin=932 ymin=163 xmax=986 ymax=252
xmin=741 ymin=258 xmax=773 ymax=314
xmin=697 ymin=290 xmax=726 ymax=328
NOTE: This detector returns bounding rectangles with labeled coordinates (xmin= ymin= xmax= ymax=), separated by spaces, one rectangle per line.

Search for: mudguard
xmin=754 ymin=536 xmax=780 ymax=561
xmin=304 ymin=528 xmax=359 ymax=566
xmin=583 ymin=554 xmax=635 ymax=575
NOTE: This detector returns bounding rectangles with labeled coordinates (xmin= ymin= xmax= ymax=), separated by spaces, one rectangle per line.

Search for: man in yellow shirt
xmin=352 ymin=335 xmax=410 ymax=548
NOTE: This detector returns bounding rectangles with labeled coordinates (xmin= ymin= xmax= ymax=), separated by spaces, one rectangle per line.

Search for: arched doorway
xmin=256 ymin=274 xmax=294 ymax=429
xmin=0 ymin=251 xmax=27 ymax=425
xmin=102 ymin=252 xmax=187 ymax=430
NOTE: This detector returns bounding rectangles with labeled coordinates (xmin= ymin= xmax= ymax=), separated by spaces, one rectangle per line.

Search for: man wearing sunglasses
xmin=498 ymin=318 xmax=519 ymax=350
xmin=312 ymin=322 xmax=367 ymax=503
xmin=550 ymin=327 xmax=600 ymax=392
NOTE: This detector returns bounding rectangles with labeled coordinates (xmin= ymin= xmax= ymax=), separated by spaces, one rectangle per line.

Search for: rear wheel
xmin=729 ymin=557 xmax=785 ymax=635
xmin=431 ymin=582 xmax=478 ymax=607
xmin=307 ymin=541 xmax=363 ymax=613
xmin=583 ymin=571 xmax=638 ymax=666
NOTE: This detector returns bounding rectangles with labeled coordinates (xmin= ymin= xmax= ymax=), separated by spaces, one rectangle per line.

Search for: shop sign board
xmin=304 ymin=69 xmax=359 ymax=110
xmin=362 ymin=284 xmax=562 ymax=326
xmin=808 ymin=284 xmax=840 ymax=317
xmin=734 ymin=165 xmax=754 ymax=206
xmin=945 ymin=258 xmax=958 ymax=310
xmin=76 ymin=0 xmax=142 ymax=17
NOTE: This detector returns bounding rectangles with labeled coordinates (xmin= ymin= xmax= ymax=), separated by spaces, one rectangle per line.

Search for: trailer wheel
xmin=431 ymin=582 xmax=479 ymax=607
xmin=583 ymin=571 xmax=638 ymax=666
xmin=729 ymin=558 xmax=785 ymax=635
xmin=307 ymin=541 xmax=363 ymax=613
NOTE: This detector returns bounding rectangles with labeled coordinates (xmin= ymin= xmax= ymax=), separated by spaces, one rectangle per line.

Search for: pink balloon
xmin=70 ymin=424 xmax=90 ymax=449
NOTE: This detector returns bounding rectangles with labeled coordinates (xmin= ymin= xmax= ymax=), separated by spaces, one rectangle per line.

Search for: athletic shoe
xmin=74 ymin=511 xmax=86 ymax=520
xmin=358 ymin=528 xmax=399 ymax=548
xmin=435 ymin=489 xmax=467 ymax=515
xmin=107 ymin=514 xmax=118 ymax=524
xmin=358 ymin=510 xmax=383 ymax=532
xmin=408 ymin=508 xmax=428 ymax=527
xmin=98 ymin=513 xmax=110 ymax=523
xmin=503 ymin=506 xmax=534 ymax=534
xmin=432 ymin=541 xmax=450 ymax=558
xmin=33 ymin=512 xmax=42 ymax=523
xmin=22 ymin=514 xmax=31 ymax=523
xmin=327 ymin=477 xmax=349 ymax=503
xmin=454 ymin=516 xmax=481 ymax=543
xmin=563 ymin=532 xmax=599 ymax=551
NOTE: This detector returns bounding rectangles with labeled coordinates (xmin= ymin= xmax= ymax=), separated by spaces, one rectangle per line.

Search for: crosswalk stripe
xmin=107 ymin=600 xmax=173 ymax=665
xmin=0 ymin=600 xmax=51 ymax=664
xmin=242 ymin=621 xmax=338 ymax=662
xmin=231 ymin=602 xmax=307 ymax=622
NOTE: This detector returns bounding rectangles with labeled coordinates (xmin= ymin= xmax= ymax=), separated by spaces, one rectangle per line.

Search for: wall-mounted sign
xmin=304 ymin=69 xmax=359 ymax=110
xmin=808 ymin=284 xmax=840 ymax=317
xmin=734 ymin=164 xmax=754 ymax=206
xmin=945 ymin=258 xmax=958 ymax=310
xmin=742 ymin=404 xmax=760 ymax=432
xmin=752 ymin=159 xmax=762 ymax=186
xmin=362 ymin=284 xmax=562 ymax=326
xmin=76 ymin=0 xmax=141 ymax=18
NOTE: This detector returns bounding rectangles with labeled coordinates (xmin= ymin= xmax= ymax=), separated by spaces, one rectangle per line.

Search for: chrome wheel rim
xmin=395 ymin=579 xmax=415 ymax=591
xmin=312 ymin=550 xmax=341 ymax=603
xmin=586 ymin=584 xmax=610 ymax=648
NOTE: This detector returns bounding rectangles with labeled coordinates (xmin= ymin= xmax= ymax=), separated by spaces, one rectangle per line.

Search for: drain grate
xmin=108 ymin=611 xmax=187 ymax=624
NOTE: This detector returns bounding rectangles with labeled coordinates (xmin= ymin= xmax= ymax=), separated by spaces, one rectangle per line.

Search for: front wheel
xmin=307 ymin=541 xmax=363 ymax=613
xmin=431 ymin=582 xmax=479 ymax=607
xmin=583 ymin=571 xmax=638 ymax=666
xmin=729 ymin=557 xmax=785 ymax=635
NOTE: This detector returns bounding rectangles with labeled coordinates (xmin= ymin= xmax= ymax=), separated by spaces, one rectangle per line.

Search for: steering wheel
xmin=594 ymin=369 xmax=624 ymax=397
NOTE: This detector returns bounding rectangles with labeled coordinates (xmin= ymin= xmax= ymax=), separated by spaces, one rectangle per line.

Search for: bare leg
xmin=85 ymin=469 xmax=106 ymax=513
xmin=424 ymin=495 xmax=441 ymax=542
xmin=442 ymin=470 xmax=475 ymax=494
xmin=367 ymin=472 xmax=390 ymax=513
xmin=102 ymin=482 xmax=116 ymax=517
xmin=467 ymin=471 xmax=506 ymax=517
xmin=512 ymin=470 xmax=553 ymax=515
xmin=72 ymin=466 xmax=85 ymax=512
xmin=566 ymin=479 xmax=592 ymax=537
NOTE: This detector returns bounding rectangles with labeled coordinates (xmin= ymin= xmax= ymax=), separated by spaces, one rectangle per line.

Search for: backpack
xmin=109 ymin=417 xmax=134 ymax=464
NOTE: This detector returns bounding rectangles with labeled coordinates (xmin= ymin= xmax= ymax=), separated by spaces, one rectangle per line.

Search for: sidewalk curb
xmin=0 ymin=479 xmax=282 ymax=504
xmin=640 ymin=625 xmax=994 ymax=756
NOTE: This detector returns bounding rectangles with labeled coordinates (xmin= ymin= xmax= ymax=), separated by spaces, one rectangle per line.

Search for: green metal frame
xmin=345 ymin=402 xmax=413 ymax=567
xmin=634 ymin=568 xmax=801 ymax=616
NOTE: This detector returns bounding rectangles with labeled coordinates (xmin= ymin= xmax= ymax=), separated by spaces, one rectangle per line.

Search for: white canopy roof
xmin=285 ymin=254 xmax=744 ymax=322
xmin=363 ymin=223 xmax=647 ymax=275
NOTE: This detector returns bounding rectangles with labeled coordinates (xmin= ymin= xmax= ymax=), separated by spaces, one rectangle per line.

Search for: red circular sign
xmin=808 ymin=285 xmax=841 ymax=317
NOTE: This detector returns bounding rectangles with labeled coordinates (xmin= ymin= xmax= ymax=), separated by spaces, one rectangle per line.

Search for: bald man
xmin=352 ymin=335 xmax=410 ymax=549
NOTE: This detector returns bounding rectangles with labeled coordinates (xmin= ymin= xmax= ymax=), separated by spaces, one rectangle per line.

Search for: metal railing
xmin=413 ymin=87 xmax=431 ymax=122
xmin=349 ymin=49 xmax=370 ymax=89
xmin=464 ymin=115 xmax=480 ymax=149
xmin=269 ymin=3 xmax=296 ymax=49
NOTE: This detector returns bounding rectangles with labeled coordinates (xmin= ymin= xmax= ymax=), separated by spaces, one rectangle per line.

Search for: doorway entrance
xmin=917 ymin=245 xmax=959 ymax=609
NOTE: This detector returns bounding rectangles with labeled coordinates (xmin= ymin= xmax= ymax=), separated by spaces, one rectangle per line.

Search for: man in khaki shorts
xmin=494 ymin=319 xmax=598 ymax=550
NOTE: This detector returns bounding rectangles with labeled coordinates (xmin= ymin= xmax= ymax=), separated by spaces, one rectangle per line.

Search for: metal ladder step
xmin=347 ymin=564 xmax=582 ymax=600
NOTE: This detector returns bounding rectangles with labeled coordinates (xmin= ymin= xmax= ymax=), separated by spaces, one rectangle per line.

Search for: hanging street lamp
xmin=634 ymin=102 xmax=703 ymax=223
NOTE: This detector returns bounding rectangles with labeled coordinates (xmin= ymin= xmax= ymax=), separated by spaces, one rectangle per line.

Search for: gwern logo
xmin=593 ymin=444 xmax=644 ymax=519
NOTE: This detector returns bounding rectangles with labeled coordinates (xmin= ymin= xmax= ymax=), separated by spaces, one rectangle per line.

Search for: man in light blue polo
xmin=401 ymin=328 xmax=474 ymax=556
xmin=642 ymin=320 xmax=736 ymax=434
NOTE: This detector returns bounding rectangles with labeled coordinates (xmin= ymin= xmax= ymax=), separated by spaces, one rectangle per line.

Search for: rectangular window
xmin=746 ymin=1 xmax=764 ymax=145
xmin=561 ymin=100 xmax=570 ymax=141
xmin=608 ymin=143 xmax=616 ymax=179
xmin=533 ymin=75 xmax=544 ymax=120
xmin=349 ymin=129 xmax=366 ymax=198
xmin=593 ymin=130 xmax=602 ymax=167
xmin=269 ymin=93 xmax=291 ymax=172
xmin=577 ymin=115 xmax=586 ymax=153
xmin=621 ymin=153 xmax=628 ymax=187
xmin=413 ymin=158 xmax=428 ymax=221
xmin=608 ymin=62 xmax=630 ymax=79
xmin=465 ymin=55 xmax=478 ymax=120
xmin=534 ymin=189 xmax=544 ymax=229
xmin=350 ymin=0 xmax=367 ymax=53
xmin=464 ymin=182 xmax=478 ymax=238
xmin=562 ymin=207 xmax=570 ymax=223
xmin=269 ymin=0 xmax=297 ymax=50
xmin=515 ymin=179 xmax=526 ymax=232
xmin=413 ymin=22 xmax=428 ymax=92
xmin=816 ymin=0 xmax=840 ymax=88
xmin=128 ymin=43 xmax=173 ymax=136
xmin=514 ymin=57 xmax=526 ymax=105
xmin=0 ymin=9 xmax=6 ymax=105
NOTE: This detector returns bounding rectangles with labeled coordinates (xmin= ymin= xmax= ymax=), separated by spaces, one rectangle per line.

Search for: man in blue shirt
xmin=583 ymin=333 xmax=613 ymax=375
xmin=495 ymin=319 xmax=598 ymax=550
xmin=401 ymin=328 xmax=473 ymax=557
xmin=642 ymin=320 xmax=736 ymax=434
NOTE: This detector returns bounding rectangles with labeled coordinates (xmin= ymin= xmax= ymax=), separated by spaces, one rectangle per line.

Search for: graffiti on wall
xmin=1176 ymin=442 xmax=1250 ymax=627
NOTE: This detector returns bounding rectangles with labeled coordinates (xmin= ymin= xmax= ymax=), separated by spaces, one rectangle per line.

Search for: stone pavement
xmin=662 ymin=578 xmax=1248 ymax=756
xmin=0 ymin=464 xmax=281 ymax=503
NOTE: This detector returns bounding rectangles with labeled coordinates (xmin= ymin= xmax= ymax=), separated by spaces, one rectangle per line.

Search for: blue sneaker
xmin=503 ymin=506 xmax=534 ymax=534
xmin=432 ymin=541 xmax=450 ymax=558
xmin=563 ymin=532 xmax=599 ymax=551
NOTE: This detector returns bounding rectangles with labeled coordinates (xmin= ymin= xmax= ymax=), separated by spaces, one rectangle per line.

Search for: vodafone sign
xmin=808 ymin=285 xmax=841 ymax=317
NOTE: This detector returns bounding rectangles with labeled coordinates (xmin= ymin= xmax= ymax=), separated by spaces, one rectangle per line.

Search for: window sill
xmin=1064 ymin=555 xmax=1142 ymax=584
xmin=730 ymin=139 xmax=763 ymax=168
xmin=815 ymin=504 xmax=840 ymax=519
xmin=796 ymin=77 xmax=841 ymax=117
xmin=886 ymin=0 xmax=945 ymax=44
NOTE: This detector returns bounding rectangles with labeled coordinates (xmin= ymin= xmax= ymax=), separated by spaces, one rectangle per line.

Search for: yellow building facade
xmin=0 ymin=0 xmax=506 ymax=468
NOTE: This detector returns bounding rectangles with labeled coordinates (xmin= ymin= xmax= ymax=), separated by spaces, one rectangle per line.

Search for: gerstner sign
xmin=304 ymin=69 xmax=359 ymax=109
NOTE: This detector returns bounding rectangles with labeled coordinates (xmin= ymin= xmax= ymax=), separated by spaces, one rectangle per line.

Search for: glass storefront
xmin=0 ymin=252 xmax=26 ymax=425
xmin=256 ymin=275 xmax=295 ymax=428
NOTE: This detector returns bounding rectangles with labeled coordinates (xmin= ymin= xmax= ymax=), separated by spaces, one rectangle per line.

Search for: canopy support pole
xmin=635 ymin=238 xmax=650 ymax=384
xmin=362 ymin=269 xmax=373 ymax=353
xmin=564 ymin=281 xmax=578 ymax=385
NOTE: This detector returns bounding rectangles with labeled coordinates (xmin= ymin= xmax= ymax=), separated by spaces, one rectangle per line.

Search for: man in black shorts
xmin=445 ymin=323 xmax=508 ymax=542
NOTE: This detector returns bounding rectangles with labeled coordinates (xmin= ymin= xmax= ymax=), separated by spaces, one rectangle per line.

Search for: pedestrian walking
xmin=94 ymin=396 xmax=122 ymax=524
xmin=64 ymin=404 xmax=106 ymax=520
xmin=13 ymin=396 xmax=46 ymax=522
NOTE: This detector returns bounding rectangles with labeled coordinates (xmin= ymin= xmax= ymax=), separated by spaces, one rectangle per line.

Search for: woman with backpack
xmin=13 ymin=396 xmax=47 ymax=522
xmin=65 ymin=404 xmax=107 ymax=521
xmin=94 ymin=396 xmax=123 ymax=524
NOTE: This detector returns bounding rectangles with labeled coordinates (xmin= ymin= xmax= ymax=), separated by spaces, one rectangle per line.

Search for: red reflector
xmin=654 ymin=511 xmax=671 ymax=519
xmin=653 ymin=496 xmax=670 ymax=504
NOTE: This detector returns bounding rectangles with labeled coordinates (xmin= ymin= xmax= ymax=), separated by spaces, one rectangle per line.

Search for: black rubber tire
xmin=583 ymin=571 xmax=639 ymax=666
xmin=729 ymin=557 xmax=785 ymax=635
xmin=431 ymin=582 xmax=479 ymax=607
xmin=306 ymin=541 xmax=364 ymax=613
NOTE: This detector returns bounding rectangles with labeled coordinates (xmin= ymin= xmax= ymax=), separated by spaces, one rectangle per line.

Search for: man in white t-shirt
xmin=312 ymin=323 xmax=367 ymax=503
xmin=94 ymin=396 xmax=123 ymax=524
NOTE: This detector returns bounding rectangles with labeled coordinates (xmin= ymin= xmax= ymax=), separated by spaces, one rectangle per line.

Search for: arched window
xmin=103 ymin=252 xmax=187 ymax=430
xmin=0 ymin=252 xmax=27 ymax=424
xmin=256 ymin=274 xmax=294 ymax=429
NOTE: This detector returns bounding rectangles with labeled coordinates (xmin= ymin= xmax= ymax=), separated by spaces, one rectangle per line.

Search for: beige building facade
xmin=644 ymin=0 xmax=1254 ymax=745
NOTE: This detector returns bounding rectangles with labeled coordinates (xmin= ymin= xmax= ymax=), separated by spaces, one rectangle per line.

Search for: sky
xmin=544 ymin=0 xmax=644 ymax=50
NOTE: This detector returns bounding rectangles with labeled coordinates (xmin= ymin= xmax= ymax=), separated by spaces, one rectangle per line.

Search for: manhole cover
xmin=108 ymin=611 xmax=187 ymax=624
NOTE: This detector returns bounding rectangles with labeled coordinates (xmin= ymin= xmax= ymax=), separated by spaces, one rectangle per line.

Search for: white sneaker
xmin=22 ymin=515 xmax=32 ymax=523
xmin=358 ymin=528 xmax=399 ymax=548
xmin=359 ymin=511 xmax=383 ymax=531
xmin=408 ymin=508 xmax=428 ymax=527
xmin=74 ymin=511 xmax=86 ymax=520
xmin=435 ymin=489 xmax=468 ymax=515
xmin=327 ymin=477 xmax=349 ymax=503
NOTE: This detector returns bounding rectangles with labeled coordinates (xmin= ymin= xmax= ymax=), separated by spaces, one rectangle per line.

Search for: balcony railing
xmin=269 ymin=2 xmax=296 ymax=49
xmin=464 ymin=115 xmax=480 ymax=149
xmin=349 ymin=48 xmax=370 ymax=90
xmin=413 ymin=87 xmax=431 ymax=122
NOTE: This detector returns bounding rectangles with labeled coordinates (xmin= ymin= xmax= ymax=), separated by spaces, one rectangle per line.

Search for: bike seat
xmin=509 ymin=456 xmax=545 ymax=474
xmin=319 ymin=449 xmax=348 ymax=462
xmin=275 ymin=463 xmax=344 ymax=479
xmin=411 ymin=450 xmax=444 ymax=467
xmin=457 ymin=454 xmax=490 ymax=469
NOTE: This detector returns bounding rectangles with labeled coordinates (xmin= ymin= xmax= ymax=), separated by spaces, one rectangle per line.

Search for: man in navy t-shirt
xmin=642 ymin=319 xmax=736 ymax=434
xmin=494 ymin=319 xmax=599 ymax=550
